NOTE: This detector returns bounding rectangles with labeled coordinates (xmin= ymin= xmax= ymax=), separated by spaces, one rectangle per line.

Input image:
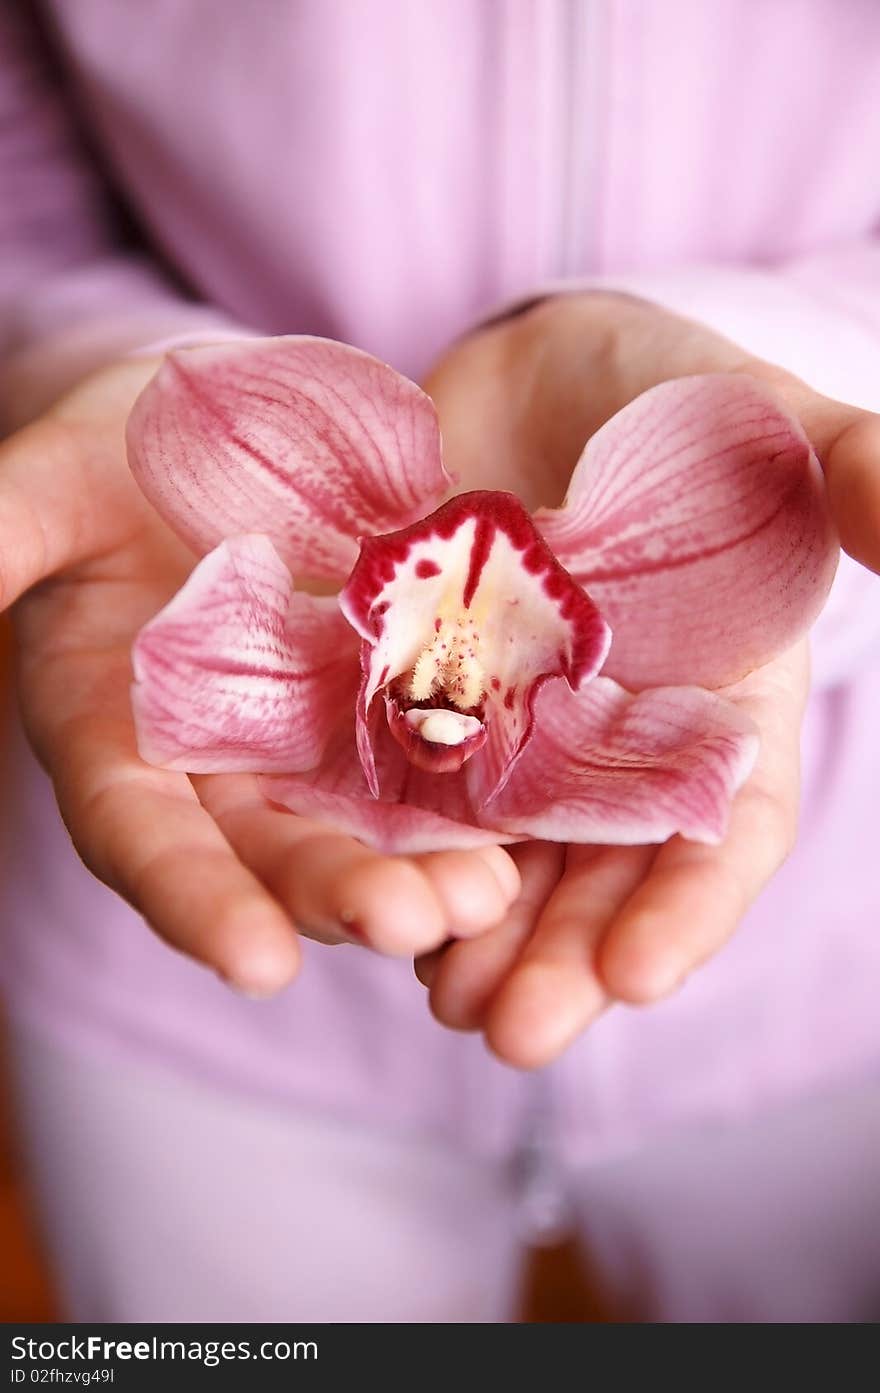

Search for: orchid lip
xmin=385 ymin=694 xmax=488 ymax=773
xmin=404 ymin=707 xmax=483 ymax=745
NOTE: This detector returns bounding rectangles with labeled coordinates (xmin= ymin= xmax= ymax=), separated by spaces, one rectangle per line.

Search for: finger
xmin=718 ymin=364 xmax=874 ymax=576
xmin=413 ymin=943 xmax=448 ymax=990
xmin=715 ymin=361 xmax=880 ymax=574
xmin=0 ymin=374 xmax=157 ymax=609
xmin=598 ymin=648 xmax=806 ymax=1004
xmin=47 ymin=713 xmax=302 ymax=993
xmin=0 ymin=424 xmax=87 ymax=607
xmin=412 ymin=846 xmax=522 ymax=938
xmin=17 ymin=630 xmax=304 ymax=992
xmin=18 ymin=574 xmax=519 ymax=962
xmin=731 ymin=366 xmax=879 ymax=573
xmin=195 ymin=775 xmax=506 ymax=956
xmin=423 ymin=842 xmax=564 ymax=1029
xmin=597 ymin=779 xmax=797 ymax=1004
xmin=485 ymin=844 xmax=658 ymax=1070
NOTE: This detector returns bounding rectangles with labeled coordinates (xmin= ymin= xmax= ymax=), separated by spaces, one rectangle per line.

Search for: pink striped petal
xmin=535 ymin=375 xmax=838 ymax=690
xmin=127 ymin=336 xmax=450 ymax=581
xmin=482 ymin=677 xmax=759 ymax=846
xmin=262 ymin=718 xmax=517 ymax=855
xmin=340 ymin=490 xmax=611 ymax=796
xmin=133 ymin=535 xmax=360 ymax=771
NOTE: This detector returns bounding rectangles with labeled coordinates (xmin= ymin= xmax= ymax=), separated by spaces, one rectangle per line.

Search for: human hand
xmin=1 ymin=360 xmax=521 ymax=994
xmin=416 ymin=291 xmax=878 ymax=1067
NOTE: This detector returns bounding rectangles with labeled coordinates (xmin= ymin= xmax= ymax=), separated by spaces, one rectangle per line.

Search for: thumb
xmin=0 ymin=361 xmax=158 ymax=611
xmin=822 ymin=413 xmax=880 ymax=576
xmin=737 ymin=370 xmax=880 ymax=577
xmin=0 ymin=418 xmax=117 ymax=609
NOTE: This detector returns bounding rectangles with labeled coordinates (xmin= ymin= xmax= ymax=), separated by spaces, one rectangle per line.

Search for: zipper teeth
xmin=515 ymin=2 xmax=604 ymax=1227
xmin=560 ymin=0 xmax=603 ymax=277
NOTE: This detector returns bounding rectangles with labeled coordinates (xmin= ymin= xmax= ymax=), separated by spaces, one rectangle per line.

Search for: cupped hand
xmin=1 ymin=360 xmax=521 ymax=994
xmin=416 ymin=291 xmax=880 ymax=1068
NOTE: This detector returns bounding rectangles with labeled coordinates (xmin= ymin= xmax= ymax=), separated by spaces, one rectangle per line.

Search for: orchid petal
xmin=127 ymin=336 xmax=450 ymax=581
xmin=535 ymin=375 xmax=838 ymax=689
xmin=133 ymin=535 xmax=360 ymax=771
xmin=262 ymin=718 xmax=517 ymax=855
xmin=340 ymin=490 xmax=611 ymax=795
xmin=481 ymin=677 xmax=759 ymax=846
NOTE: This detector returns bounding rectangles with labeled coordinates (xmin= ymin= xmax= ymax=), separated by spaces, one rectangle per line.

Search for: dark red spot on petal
xmin=415 ymin=558 xmax=442 ymax=578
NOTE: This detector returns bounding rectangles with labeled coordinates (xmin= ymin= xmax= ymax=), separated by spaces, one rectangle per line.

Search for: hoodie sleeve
xmin=0 ymin=3 xmax=242 ymax=431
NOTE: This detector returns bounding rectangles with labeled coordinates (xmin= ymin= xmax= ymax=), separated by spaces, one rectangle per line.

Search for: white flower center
xmin=407 ymin=614 xmax=485 ymax=711
xmin=404 ymin=707 xmax=483 ymax=747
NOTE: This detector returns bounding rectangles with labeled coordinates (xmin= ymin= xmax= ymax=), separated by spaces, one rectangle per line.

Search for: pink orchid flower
xmin=127 ymin=337 xmax=837 ymax=855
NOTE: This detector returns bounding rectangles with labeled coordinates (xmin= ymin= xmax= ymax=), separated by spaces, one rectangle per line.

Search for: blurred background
xmin=0 ymin=1023 xmax=56 ymax=1321
xmin=0 ymin=1069 xmax=608 ymax=1323
xmin=1 ymin=617 xmax=55 ymax=1320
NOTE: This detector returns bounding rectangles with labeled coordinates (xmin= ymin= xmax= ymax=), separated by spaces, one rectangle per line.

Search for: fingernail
xmin=414 ymin=959 xmax=436 ymax=989
xmin=414 ymin=941 xmax=450 ymax=988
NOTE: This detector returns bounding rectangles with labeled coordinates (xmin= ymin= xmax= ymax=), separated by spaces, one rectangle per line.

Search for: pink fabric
xmin=2 ymin=0 xmax=880 ymax=1163
xmin=12 ymin=1020 xmax=880 ymax=1323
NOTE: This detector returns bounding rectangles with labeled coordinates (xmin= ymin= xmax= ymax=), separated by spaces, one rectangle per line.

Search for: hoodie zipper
xmin=512 ymin=4 xmax=608 ymax=1246
xmin=558 ymin=0 xmax=605 ymax=277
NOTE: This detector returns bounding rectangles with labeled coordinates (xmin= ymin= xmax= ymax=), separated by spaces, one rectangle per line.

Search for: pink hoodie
xmin=2 ymin=0 xmax=880 ymax=1164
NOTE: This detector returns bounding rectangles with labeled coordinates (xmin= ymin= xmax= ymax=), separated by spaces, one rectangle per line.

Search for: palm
xmin=416 ymin=294 xmax=828 ymax=1067
xmin=4 ymin=361 xmax=522 ymax=994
